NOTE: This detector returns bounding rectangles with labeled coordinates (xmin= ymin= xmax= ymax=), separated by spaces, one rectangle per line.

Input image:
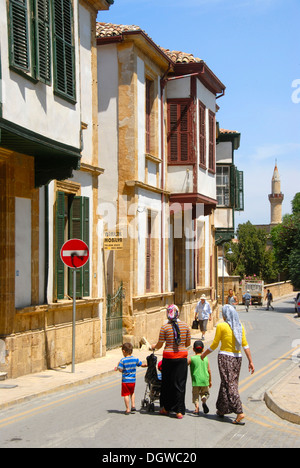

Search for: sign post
xmin=60 ymin=239 xmax=89 ymax=373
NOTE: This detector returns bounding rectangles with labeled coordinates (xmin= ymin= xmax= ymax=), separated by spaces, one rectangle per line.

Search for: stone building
xmin=0 ymin=0 xmax=114 ymax=378
xmin=96 ymin=23 xmax=227 ymax=346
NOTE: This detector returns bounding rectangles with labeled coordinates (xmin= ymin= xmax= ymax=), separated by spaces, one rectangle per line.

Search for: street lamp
xmin=222 ymin=244 xmax=233 ymax=307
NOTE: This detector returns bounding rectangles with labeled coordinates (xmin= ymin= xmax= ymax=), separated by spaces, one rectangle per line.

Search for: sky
xmin=97 ymin=0 xmax=300 ymax=227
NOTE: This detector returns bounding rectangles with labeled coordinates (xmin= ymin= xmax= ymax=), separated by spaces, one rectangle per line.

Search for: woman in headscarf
xmin=151 ymin=305 xmax=191 ymax=419
xmin=201 ymin=305 xmax=255 ymax=425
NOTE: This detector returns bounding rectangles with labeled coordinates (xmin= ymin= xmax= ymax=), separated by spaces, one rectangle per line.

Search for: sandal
xmin=176 ymin=413 xmax=183 ymax=419
xmin=159 ymin=408 xmax=169 ymax=416
xmin=233 ymin=415 xmax=245 ymax=425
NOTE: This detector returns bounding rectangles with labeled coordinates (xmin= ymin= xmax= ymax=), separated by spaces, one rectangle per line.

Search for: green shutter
xmin=56 ymin=191 xmax=65 ymax=299
xmin=68 ymin=196 xmax=82 ymax=298
xmin=8 ymin=0 xmax=30 ymax=72
xmin=235 ymin=170 xmax=244 ymax=211
xmin=34 ymin=0 xmax=51 ymax=83
xmin=68 ymin=196 xmax=90 ymax=298
xmin=82 ymin=197 xmax=90 ymax=297
xmin=52 ymin=0 xmax=75 ymax=101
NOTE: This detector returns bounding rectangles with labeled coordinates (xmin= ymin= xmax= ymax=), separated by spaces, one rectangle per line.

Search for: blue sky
xmin=97 ymin=0 xmax=300 ymax=226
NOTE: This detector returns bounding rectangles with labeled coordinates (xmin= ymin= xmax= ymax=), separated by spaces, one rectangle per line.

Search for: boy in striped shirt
xmin=115 ymin=342 xmax=147 ymax=414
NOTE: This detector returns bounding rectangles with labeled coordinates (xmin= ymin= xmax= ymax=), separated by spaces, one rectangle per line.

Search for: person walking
xmin=201 ymin=305 xmax=255 ymax=425
xmin=188 ymin=340 xmax=212 ymax=415
xmin=265 ymin=289 xmax=274 ymax=310
xmin=115 ymin=342 xmax=147 ymax=414
xmin=151 ymin=304 xmax=191 ymax=419
xmin=194 ymin=294 xmax=212 ymax=340
xmin=226 ymin=289 xmax=238 ymax=308
xmin=243 ymin=290 xmax=251 ymax=312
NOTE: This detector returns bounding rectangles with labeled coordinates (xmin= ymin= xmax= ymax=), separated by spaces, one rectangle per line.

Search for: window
xmin=56 ymin=191 xmax=89 ymax=299
xmin=216 ymin=165 xmax=244 ymax=211
xmin=8 ymin=0 xmax=75 ymax=100
xmin=199 ymin=101 xmax=206 ymax=168
xmin=216 ymin=166 xmax=230 ymax=206
xmin=167 ymin=99 xmax=194 ymax=164
xmin=208 ymin=110 xmax=215 ymax=172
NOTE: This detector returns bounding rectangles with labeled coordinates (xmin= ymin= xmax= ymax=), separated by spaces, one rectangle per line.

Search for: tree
xmin=229 ymin=221 xmax=278 ymax=282
xmin=271 ymin=193 xmax=300 ymax=289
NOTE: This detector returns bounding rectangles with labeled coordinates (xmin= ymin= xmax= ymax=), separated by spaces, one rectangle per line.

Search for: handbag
xmin=192 ymin=320 xmax=198 ymax=330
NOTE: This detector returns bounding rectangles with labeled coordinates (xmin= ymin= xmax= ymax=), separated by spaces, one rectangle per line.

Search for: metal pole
xmin=72 ymin=268 xmax=76 ymax=373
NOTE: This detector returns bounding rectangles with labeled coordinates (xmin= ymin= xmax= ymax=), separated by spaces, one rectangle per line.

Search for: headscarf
xmin=167 ymin=304 xmax=181 ymax=346
xmin=222 ymin=304 xmax=243 ymax=351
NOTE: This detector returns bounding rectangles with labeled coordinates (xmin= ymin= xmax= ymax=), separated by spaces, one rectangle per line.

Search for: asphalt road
xmin=0 ymin=296 xmax=299 ymax=449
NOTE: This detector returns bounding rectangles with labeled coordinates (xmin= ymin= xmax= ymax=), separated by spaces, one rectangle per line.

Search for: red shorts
xmin=121 ymin=382 xmax=135 ymax=397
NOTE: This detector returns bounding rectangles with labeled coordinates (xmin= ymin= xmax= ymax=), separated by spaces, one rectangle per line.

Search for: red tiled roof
xmin=96 ymin=23 xmax=203 ymax=64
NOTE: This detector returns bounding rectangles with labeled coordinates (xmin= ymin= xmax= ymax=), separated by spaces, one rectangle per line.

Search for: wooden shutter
xmin=9 ymin=0 xmax=30 ymax=72
xmin=82 ymin=197 xmax=90 ymax=297
xmin=145 ymin=79 xmax=151 ymax=154
xmin=68 ymin=196 xmax=82 ymax=298
xmin=235 ymin=170 xmax=244 ymax=211
xmin=146 ymin=215 xmax=151 ymax=292
xmin=199 ymin=101 xmax=206 ymax=167
xmin=56 ymin=191 xmax=65 ymax=299
xmin=52 ymin=0 xmax=75 ymax=100
xmin=208 ymin=111 xmax=215 ymax=172
xmin=34 ymin=0 xmax=51 ymax=83
xmin=68 ymin=196 xmax=90 ymax=298
xmin=168 ymin=99 xmax=193 ymax=163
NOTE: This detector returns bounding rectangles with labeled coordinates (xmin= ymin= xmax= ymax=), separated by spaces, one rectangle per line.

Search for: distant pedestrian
xmin=115 ymin=342 xmax=147 ymax=414
xmin=201 ymin=305 xmax=255 ymax=425
xmin=243 ymin=290 xmax=251 ymax=312
xmin=265 ymin=289 xmax=274 ymax=310
xmin=194 ymin=294 xmax=212 ymax=340
xmin=188 ymin=340 xmax=212 ymax=415
xmin=226 ymin=289 xmax=238 ymax=308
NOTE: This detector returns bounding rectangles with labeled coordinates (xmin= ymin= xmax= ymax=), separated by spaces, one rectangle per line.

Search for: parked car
xmin=294 ymin=292 xmax=300 ymax=317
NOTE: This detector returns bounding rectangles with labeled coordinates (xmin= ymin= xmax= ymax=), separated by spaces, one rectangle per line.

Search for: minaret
xmin=268 ymin=161 xmax=284 ymax=225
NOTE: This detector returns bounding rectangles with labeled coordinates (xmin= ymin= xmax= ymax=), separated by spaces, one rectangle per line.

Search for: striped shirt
xmin=158 ymin=320 xmax=191 ymax=359
xmin=118 ymin=356 xmax=143 ymax=383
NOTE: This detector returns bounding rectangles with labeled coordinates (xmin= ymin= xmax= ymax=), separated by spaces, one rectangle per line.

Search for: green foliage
xmin=229 ymin=221 xmax=278 ymax=283
xmin=270 ymin=193 xmax=300 ymax=289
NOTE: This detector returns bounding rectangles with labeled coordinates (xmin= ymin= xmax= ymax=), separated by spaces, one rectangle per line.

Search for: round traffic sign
xmin=60 ymin=239 xmax=89 ymax=269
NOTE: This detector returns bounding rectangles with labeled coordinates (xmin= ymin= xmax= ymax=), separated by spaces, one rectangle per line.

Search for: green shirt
xmin=190 ymin=355 xmax=209 ymax=387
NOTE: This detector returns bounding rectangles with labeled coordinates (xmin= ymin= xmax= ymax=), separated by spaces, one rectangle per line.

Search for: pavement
xmin=0 ymin=305 xmax=299 ymax=426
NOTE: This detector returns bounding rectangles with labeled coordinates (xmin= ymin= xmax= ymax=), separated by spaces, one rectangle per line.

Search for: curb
xmin=264 ymin=363 xmax=300 ymax=426
xmin=264 ymin=391 xmax=300 ymax=425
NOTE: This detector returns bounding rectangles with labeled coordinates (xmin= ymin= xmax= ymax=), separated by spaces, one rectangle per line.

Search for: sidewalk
xmin=0 ymin=318 xmax=299 ymax=425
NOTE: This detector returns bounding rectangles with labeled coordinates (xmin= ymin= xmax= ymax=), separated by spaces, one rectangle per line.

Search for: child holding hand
xmin=188 ymin=340 xmax=212 ymax=414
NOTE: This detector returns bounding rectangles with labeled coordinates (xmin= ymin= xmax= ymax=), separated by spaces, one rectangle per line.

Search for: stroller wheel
xmin=141 ymin=398 xmax=149 ymax=408
xmin=148 ymin=403 xmax=155 ymax=412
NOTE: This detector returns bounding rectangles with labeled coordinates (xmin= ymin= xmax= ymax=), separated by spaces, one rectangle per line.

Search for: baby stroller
xmin=141 ymin=352 xmax=161 ymax=412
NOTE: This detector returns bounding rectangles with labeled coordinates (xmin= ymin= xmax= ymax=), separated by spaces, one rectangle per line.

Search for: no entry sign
xmin=60 ymin=239 xmax=89 ymax=269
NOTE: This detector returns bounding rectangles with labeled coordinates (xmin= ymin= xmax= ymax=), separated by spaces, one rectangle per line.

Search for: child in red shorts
xmin=115 ymin=343 xmax=147 ymax=414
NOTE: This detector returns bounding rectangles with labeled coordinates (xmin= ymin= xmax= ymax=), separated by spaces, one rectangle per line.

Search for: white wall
xmin=97 ymin=44 xmax=119 ymax=230
xmin=79 ymin=4 xmax=93 ymax=164
xmin=0 ymin=0 xmax=81 ymax=149
xmin=216 ymin=141 xmax=233 ymax=164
